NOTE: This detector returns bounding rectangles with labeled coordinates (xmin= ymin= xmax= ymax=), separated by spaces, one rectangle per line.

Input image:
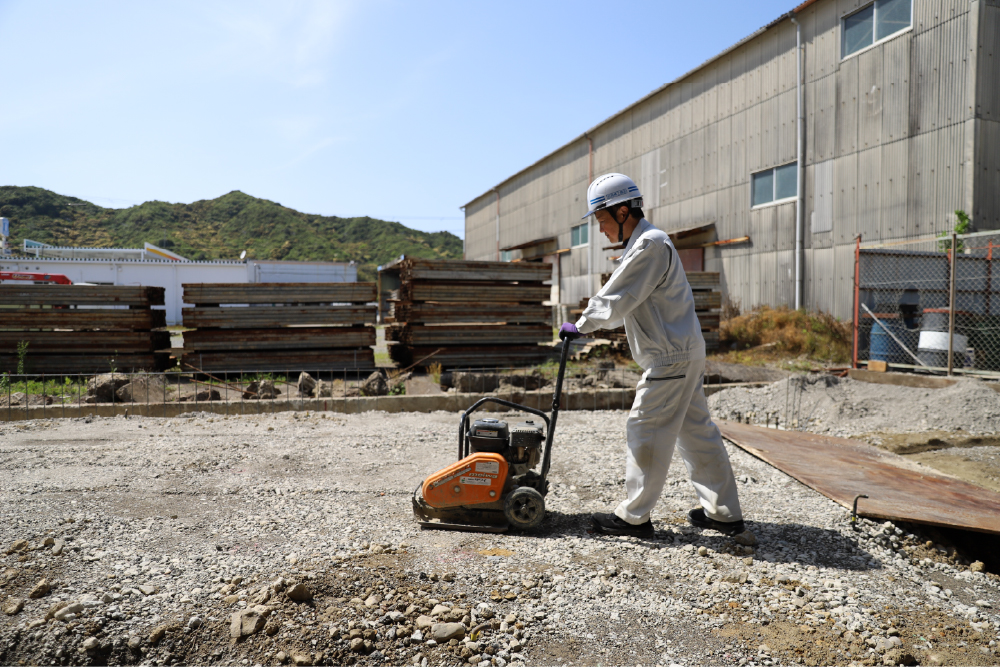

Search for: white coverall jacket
xmin=576 ymin=218 xmax=742 ymax=525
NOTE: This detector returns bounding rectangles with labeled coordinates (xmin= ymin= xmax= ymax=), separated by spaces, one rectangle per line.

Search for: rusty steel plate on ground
xmin=718 ymin=420 xmax=1000 ymax=535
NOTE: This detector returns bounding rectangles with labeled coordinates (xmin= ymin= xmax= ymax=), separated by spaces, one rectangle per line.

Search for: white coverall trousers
xmin=614 ymin=358 xmax=743 ymax=526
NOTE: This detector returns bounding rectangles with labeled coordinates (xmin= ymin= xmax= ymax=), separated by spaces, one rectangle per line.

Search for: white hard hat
xmin=581 ymin=173 xmax=643 ymax=220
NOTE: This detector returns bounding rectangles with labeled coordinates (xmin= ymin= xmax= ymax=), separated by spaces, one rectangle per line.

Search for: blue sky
xmin=0 ymin=1 xmax=794 ymax=239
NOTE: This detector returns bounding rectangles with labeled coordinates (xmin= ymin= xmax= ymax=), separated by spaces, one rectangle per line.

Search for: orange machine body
xmin=421 ymin=453 xmax=508 ymax=508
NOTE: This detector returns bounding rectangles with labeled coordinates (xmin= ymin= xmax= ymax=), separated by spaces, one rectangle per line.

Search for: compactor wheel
xmin=503 ymin=486 xmax=545 ymax=530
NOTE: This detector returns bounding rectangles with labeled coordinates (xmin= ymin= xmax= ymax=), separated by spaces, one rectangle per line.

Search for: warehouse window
xmin=751 ymin=163 xmax=798 ymax=207
xmin=842 ymin=0 xmax=912 ymax=59
xmin=500 ymin=250 xmax=513 ymax=262
xmin=571 ymin=222 xmax=589 ymax=247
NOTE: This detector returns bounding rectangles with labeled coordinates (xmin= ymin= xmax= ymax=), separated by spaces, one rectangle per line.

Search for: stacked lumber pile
xmin=571 ymin=270 xmax=721 ymax=353
xmin=0 ymin=285 xmax=169 ymax=373
xmin=383 ymin=258 xmax=553 ymax=368
xmin=181 ymin=283 xmax=376 ymax=372
xmin=688 ymin=272 xmax=721 ymax=352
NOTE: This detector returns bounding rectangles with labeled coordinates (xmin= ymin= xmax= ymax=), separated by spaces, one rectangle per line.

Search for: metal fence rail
xmin=854 ymin=230 xmax=1000 ymax=377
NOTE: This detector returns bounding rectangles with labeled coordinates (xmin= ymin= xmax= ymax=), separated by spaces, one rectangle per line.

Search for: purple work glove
xmin=559 ymin=322 xmax=581 ymax=340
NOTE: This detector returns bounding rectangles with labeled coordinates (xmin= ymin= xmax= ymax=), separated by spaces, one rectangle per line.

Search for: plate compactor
xmin=412 ymin=334 xmax=577 ymax=533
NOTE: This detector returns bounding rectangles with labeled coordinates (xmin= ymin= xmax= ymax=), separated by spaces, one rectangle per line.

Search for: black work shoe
xmin=591 ymin=512 xmax=654 ymax=537
xmin=688 ymin=508 xmax=745 ymax=536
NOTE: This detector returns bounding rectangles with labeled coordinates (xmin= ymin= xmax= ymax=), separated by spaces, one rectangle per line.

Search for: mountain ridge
xmin=0 ymin=186 xmax=464 ymax=281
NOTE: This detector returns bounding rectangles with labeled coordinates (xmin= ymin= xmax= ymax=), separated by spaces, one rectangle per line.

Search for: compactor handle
xmin=540 ymin=336 xmax=573 ymax=481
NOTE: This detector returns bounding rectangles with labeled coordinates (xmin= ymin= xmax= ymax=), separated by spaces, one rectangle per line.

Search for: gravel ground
xmin=1 ymin=408 xmax=999 ymax=667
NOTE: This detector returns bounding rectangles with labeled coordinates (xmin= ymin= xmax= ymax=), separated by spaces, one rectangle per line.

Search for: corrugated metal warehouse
xmin=462 ymin=0 xmax=1000 ymax=320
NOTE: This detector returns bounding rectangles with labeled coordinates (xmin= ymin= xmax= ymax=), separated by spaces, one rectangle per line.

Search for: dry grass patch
xmin=717 ymin=306 xmax=852 ymax=369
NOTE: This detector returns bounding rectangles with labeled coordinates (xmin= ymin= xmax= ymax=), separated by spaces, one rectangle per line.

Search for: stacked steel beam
xmin=0 ymin=285 xmax=169 ymax=373
xmin=383 ymin=258 xmax=553 ymax=368
xmin=181 ymin=283 xmax=376 ymax=372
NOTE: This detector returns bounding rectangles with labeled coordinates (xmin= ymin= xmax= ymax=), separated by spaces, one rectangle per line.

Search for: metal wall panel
xmin=758 ymin=252 xmax=777 ymax=306
xmin=915 ymin=0 xmax=945 ymax=33
xmin=880 ymin=139 xmax=910 ymax=239
xmin=776 ymin=249 xmax=795 ymax=306
xmin=731 ymin=46 xmax=748 ymax=114
xmin=907 ymin=130 xmax=938 ymax=237
xmin=776 ymin=202 xmax=797 ymax=251
xmin=633 ymin=103 xmax=652 ymax=156
xmin=835 ymin=242 xmax=858 ymax=321
xmin=760 ymin=95 xmax=780 ymax=169
xmin=836 ymin=56 xmax=861 ymax=157
xmin=751 ymin=204 xmax=777 ymax=252
xmin=835 ymin=152 xmax=859 ymax=244
xmin=938 ymin=14 xmax=969 ymax=127
xmin=716 ymin=60 xmax=733 ymax=122
xmin=746 ymin=40 xmax=763 ymax=107
xmin=813 ymin=74 xmax=837 ymax=162
xmin=976 ymin=120 xmax=1000 ymax=229
xmin=811 ymin=0 xmax=841 ymax=82
xmin=729 ymin=187 xmax=749 ymax=244
xmin=760 ymin=29 xmax=780 ymax=102
xmin=663 ymin=140 xmax=678 ymax=205
xmin=858 ymin=47 xmax=886 ymax=150
xmin=718 ymin=117 xmax=733 ymax=190
xmin=693 ymin=128 xmax=708 ymax=196
xmin=691 ymin=75 xmax=707 ymax=132
xmin=705 ymin=123 xmax=719 ymax=194
xmin=911 ymin=26 xmax=942 ymax=134
xmin=858 ymin=146 xmax=883 ymax=240
xmin=640 ymin=148 xmax=661 ymax=211
xmin=882 ymin=33 xmax=912 ymax=142
xmin=679 ymin=81 xmax=694 ymax=137
xmin=936 ymin=121 xmax=966 ymax=230
xmin=813 ymin=159 xmax=835 ymax=234
xmin=978 ymin=4 xmax=1000 ymax=121
xmin=463 ymin=195 xmax=496 ymax=260
xmin=808 ymin=246 xmax=837 ymax=314
xmin=747 ymin=102 xmax=763 ymax=173
xmin=732 ymin=109 xmax=748 ymax=184
xmin=778 ymin=27 xmax=797 ymax=96
xmin=680 ymin=133 xmax=694 ymax=200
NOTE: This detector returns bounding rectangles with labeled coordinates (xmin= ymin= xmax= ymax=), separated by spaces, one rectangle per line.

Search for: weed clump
xmin=719 ymin=306 xmax=851 ymax=367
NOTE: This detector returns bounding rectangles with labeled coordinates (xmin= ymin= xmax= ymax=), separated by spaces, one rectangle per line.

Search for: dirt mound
xmin=708 ymin=375 xmax=1000 ymax=437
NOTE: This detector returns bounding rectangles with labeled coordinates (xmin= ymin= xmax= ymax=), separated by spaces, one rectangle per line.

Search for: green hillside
xmin=0 ymin=186 xmax=463 ymax=281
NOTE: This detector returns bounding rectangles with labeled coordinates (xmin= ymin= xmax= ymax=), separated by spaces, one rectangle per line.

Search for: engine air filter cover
xmin=510 ymin=420 xmax=544 ymax=448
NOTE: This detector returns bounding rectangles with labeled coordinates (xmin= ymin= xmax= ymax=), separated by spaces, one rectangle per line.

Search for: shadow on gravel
xmin=515 ymin=512 xmax=881 ymax=572
xmin=742 ymin=521 xmax=882 ymax=571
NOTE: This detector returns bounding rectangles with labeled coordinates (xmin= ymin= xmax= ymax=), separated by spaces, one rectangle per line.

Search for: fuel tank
xmin=421 ymin=453 xmax=508 ymax=508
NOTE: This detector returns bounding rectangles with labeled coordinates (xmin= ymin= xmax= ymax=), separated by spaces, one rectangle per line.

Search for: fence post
xmin=948 ymin=232 xmax=958 ymax=376
xmin=853 ymin=235 xmax=861 ymax=369
xmin=988 ymin=240 xmax=994 ymax=317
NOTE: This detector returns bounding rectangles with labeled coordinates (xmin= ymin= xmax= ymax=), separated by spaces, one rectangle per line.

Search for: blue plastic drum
xmin=870 ymin=320 xmax=904 ymax=363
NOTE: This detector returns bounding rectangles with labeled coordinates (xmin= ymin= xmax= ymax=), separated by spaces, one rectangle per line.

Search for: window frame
xmin=840 ymin=0 xmax=913 ymax=61
xmin=571 ymin=222 xmax=589 ymax=248
xmin=750 ymin=162 xmax=799 ymax=209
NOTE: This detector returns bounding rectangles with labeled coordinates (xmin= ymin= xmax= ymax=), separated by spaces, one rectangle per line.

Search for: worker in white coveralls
xmin=559 ymin=173 xmax=744 ymax=537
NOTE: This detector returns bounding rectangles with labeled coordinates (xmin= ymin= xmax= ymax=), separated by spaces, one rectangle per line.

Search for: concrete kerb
xmin=0 ymin=382 xmax=781 ymax=422
xmin=0 ymin=388 xmax=642 ymax=422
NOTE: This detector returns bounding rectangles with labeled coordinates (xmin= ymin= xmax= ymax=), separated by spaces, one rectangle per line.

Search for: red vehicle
xmin=0 ymin=271 xmax=73 ymax=285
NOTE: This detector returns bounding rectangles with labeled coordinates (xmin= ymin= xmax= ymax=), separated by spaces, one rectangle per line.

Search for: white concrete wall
xmin=0 ymin=258 xmax=357 ymax=325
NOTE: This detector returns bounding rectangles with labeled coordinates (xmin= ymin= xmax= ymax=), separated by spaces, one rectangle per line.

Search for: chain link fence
xmin=855 ymin=230 xmax=1000 ymax=377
